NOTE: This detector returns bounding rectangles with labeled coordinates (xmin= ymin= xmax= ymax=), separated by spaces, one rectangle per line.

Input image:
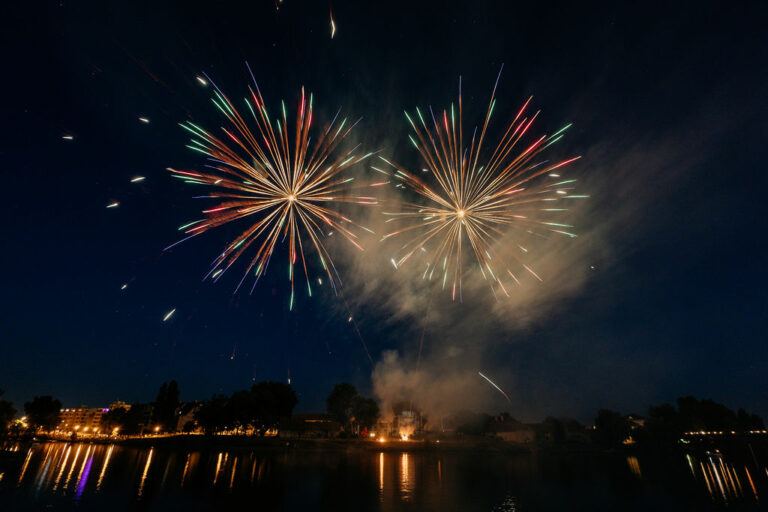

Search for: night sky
xmin=2 ymin=1 xmax=767 ymax=422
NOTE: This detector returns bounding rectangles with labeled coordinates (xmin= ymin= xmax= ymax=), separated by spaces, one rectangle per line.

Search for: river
xmin=0 ymin=440 xmax=763 ymax=510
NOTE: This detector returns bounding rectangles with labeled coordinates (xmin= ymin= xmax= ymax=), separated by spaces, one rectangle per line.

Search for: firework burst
xmin=167 ymin=69 xmax=377 ymax=309
xmin=378 ymin=67 xmax=586 ymax=301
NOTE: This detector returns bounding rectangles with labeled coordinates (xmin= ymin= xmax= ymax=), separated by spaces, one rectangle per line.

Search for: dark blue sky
xmin=1 ymin=1 xmax=766 ymax=422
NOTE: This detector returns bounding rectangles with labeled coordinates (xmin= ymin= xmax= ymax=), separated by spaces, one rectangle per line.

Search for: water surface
xmin=0 ymin=441 xmax=763 ymax=511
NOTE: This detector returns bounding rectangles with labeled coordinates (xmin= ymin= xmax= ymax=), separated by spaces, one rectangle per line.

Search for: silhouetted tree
xmin=326 ymin=383 xmax=358 ymax=427
xmin=737 ymin=408 xmax=765 ymax=430
xmin=0 ymin=390 xmax=15 ymax=435
xmin=101 ymin=407 xmax=128 ymax=433
xmin=195 ymin=395 xmax=229 ymax=434
xmin=453 ymin=411 xmax=492 ymax=435
xmin=639 ymin=402 xmax=679 ymax=446
xmin=593 ymin=409 xmax=629 ymax=447
xmin=351 ymin=396 xmax=380 ymax=429
xmin=539 ymin=417 xmax=567 ymax=443
xmin=24 ymin=396 xmax=62 ymax=432
xmin=153 ymin=380 xmax=181 ymax=432
xmin=251 ymin=381 xmax=297 ymax=435
xmin=112 ymin=404 xmax=153 ymax=435
xmin=227 ymin=389 xmax=256 ymax=432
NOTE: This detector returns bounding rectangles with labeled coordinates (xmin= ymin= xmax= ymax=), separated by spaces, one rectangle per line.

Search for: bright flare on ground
xmin=167 ymin=70 xmax=377 ymax=308
xmin=380 ymin=67 xmax=585 ymax=300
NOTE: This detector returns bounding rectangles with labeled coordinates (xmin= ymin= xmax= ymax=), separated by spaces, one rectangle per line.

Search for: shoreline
xmin=5 ymin=434 xmax=539 ymax=454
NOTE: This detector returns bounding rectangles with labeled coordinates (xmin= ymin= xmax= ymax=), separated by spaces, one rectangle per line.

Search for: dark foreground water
xmin=0 ymin=441 xmax=764 ymax=511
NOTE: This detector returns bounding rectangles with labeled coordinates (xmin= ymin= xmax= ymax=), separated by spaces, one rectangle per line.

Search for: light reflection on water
xmin=0 ymin=441 xmax=765 ymax=510
xmin=684 ymin=451 xmax=753 ymax=503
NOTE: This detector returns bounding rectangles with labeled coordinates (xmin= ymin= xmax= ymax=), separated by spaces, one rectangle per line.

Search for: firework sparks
xmin=138 ymin=116 xmax=150 ymax=124
xmin=478 ymin=371 xmax=512 ymax=406
xmin=330 ymin=9 xmax=337 ymax=39
xmin=163 ymin=308 xmax=176 ymax=322
xmin=380 ymin=67 xmax=584 ymax=300
xmin=195 ymin=75 xmax=208 ymax=86
xmin=62 ymin=135 xmax=74 ymax=140
xmin=130 ymin=176 xmax=146 ymax=183
xmin=167 ymin=66 xmax=377 ymax=308
xmin=106 ymin=201 xmax=119 ymax=208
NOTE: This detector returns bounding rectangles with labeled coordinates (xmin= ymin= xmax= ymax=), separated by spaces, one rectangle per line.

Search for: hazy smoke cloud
xmin=372 ymin=350 xmax=493 ymax=426
xmin=330 ymin=86 xmax=720 ymax=420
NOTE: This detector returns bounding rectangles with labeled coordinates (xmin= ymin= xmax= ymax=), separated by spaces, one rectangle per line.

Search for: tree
xmin=452 ymin=411 xmax=492 ymax=436
xmin=101 ymin=407 xmax=128 ymax=433
xmin=352 ymin=396 xmax=379 ymax=429
xmin=250 ymin=381 xmax=297 ymax=435
xmin=227 ymin=389 xmax=256 ymax=432
xmin=737 ymin=408 xmax=765 ymax=430
xmin=153 ymin=380 xmax=181 ymax=432
xmin=540 ymin=417 xmax=567 ymax=443
xmin=195 ymin=395 xmax=229 ymax=435
xmin=593 ymin=409 xmax=629 ymax=447
xmin=326 ymin=383 xmax=358 ymax=427
xmin=24 ymin=396 xmax=62 ymax=432
xmin=0 ymin=390 xmax=16 ymax=435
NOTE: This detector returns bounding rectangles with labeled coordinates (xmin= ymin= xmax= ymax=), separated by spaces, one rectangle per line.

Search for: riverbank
xmin=4 ymin=434 xmax=536 ymax=454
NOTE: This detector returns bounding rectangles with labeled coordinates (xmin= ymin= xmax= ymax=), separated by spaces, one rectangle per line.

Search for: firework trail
xmin=378 ymin=66 xmax=586 ymax=300
xmin=167 ymin=65 xmax=377 ymax=309
xmin=478 ymin=371 xmax=512 ymax=406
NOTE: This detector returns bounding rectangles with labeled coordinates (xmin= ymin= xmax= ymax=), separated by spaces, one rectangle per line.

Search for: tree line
xmin=0 ymin=381 xmax=380 ymax=437
xmin=593 ymin=396 xmax=765 ymax=447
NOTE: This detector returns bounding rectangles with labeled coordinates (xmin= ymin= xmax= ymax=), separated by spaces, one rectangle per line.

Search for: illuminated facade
xmin=59 ymin=406 xmax=109 ymax=433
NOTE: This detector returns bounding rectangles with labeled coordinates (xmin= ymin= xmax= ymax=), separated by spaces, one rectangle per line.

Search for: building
xmin=280 ymin=414 xmax=342 ymax=438
xmin=487 ymin=415 xmax=536 ymax=443
xmin=59 ymin=406 xmax=109 ymax=433
xmin=109 ymin=401 xmax=132 ymax=412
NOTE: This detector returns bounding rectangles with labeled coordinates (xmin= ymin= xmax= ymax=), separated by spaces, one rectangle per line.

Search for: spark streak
xmin=478 ymin=371 xmax=512 ymax=405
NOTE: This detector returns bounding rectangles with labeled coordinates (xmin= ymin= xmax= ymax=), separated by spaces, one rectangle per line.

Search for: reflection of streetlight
xmin=154 ymin=426 xmax=160 ymax=433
